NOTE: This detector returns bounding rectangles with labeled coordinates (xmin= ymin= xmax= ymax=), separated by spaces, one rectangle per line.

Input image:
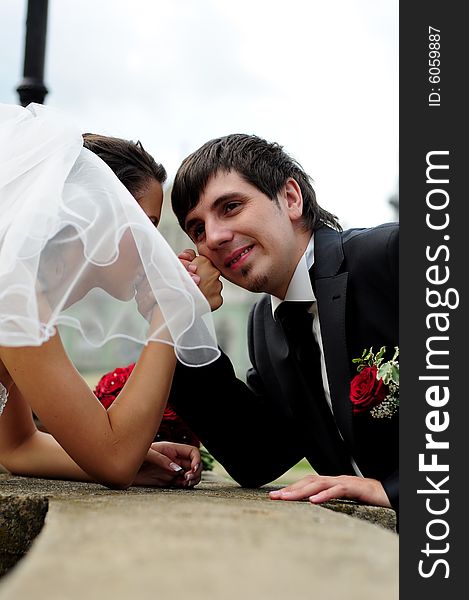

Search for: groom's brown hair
xmin=171 ymin=133 xmax=340 ymax=233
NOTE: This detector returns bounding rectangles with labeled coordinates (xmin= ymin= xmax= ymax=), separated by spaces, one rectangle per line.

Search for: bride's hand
xmin=132 ymin=441 xmax=203 ymax=488
xmin=134 ymin=278 xmax=167 ymax=332
xmin=134 ymin=275 xmax=157 ymax=322
xmin=269 ymin=474 xmax=391 ymax=508
xmin=178 ymin=249 xmax=223 ymax=311
xmin=178 ymin=248 xmax=201 ymax=286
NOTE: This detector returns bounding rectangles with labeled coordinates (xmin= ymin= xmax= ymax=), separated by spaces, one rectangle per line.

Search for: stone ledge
xmin=0 ymin=471 xmax=396 ymax=531
xmin=0 ymin=495 xmax=48 ymax=578
xmin=321 ymin=498 xmax=396 ymax=532
xmin=0 ymin=473 xmax=398 ymax=600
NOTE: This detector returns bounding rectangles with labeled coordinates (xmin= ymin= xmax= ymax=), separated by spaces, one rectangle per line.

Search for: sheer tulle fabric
xmin=0 ymin=103 xmax=219 ymax=366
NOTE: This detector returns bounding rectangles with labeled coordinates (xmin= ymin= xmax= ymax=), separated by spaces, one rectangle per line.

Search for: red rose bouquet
xmin=94 ymin=363 xmax=214 ymax=470
xmin=93 ymin=364 xmax=136 ymax=410
xmin=350 ymin=346 xmax=399 ymax=419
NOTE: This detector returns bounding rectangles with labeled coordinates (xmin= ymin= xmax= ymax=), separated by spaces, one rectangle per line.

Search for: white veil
xmin=0 ymin=103 xmax=219 ymax=366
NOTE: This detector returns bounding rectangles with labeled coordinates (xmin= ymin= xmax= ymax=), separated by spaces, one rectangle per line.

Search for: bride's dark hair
xmin=82 ymin=133 xmax=167 ymax=197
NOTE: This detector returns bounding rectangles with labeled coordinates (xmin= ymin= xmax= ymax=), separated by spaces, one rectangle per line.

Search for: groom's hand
xmin=178 ymin=249 xmax=223 ymax=311
xmin=269 ymin=474 xmax=392 ymax=508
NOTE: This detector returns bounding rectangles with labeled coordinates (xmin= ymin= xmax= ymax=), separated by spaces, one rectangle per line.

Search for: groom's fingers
xmin=269 ymin=475 xmax=380 ymax=504
xmin=308 ymin=486 xmax=345 ymax=504
xmin=270 ymin=474 xmax=322 ymax=494
xmin=269 ymin=475 xmax=342 ymax=501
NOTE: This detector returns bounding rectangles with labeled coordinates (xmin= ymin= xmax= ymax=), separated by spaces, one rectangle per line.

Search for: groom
xmin=168 ymin=134 xmax=398 ymax=513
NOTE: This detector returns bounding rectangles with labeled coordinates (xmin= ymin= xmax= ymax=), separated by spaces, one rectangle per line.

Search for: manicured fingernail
xmin=188 ymin=264 xmax=197 ymax=273
xmin=191 ymin=275 xmax=201 ymax=284
xmin=170 ymin=462 xmax=183 ymax=472
xmin=193 ymin=464 xmax=200 ymax=472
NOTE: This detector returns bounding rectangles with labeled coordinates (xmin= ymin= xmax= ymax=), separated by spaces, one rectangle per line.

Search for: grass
xmin=212 ymin=458 xmax=315 ymax=486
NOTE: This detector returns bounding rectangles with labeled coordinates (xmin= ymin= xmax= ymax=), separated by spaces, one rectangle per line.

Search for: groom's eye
xmin=224 ymin=202 xmax=240 ymax=214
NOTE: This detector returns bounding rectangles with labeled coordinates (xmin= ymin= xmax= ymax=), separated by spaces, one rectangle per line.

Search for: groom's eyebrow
xmin=185 ymin=192 xmax=248 ymax=232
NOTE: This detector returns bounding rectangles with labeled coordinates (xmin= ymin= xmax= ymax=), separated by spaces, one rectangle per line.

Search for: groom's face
xmin=184 ymin=170 xmax=306 ymax=298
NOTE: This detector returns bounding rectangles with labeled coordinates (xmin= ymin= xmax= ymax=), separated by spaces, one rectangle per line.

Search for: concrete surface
xmin=0 ymin=471 xmax=398 ymax=600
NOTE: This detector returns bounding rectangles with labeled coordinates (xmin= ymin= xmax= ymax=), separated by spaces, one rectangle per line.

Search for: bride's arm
xmin=0 ymin=328 xmax=176 ymax=488
xmin=0 ymin=381 xmax=92 ymax=480
xmin=0 ymin=389 xmax=201 ymax=487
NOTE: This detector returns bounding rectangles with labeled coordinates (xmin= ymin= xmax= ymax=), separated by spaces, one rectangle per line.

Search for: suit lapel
xmin=315 ymin=273 xmax=353 ymax=450
xmin=312 ymin=226 xmax=354 ymax=451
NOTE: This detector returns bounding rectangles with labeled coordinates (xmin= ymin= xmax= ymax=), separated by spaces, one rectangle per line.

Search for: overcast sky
xmin=1 ymin=0 xmax=398 ymax=229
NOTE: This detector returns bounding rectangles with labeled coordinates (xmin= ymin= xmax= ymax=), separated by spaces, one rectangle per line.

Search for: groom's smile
xmin=224 ymin=244 xmax=254 ymax=270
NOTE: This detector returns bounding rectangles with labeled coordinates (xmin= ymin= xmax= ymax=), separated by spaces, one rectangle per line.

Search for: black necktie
xmin=276 ymin=301 xmax=328 ymax=409
xmin=275 ymin=301 xmax=356 ymax=475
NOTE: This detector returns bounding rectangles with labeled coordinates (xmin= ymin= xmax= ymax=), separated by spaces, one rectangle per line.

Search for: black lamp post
xmin=16 ymin=0 xmax=49 ymax=106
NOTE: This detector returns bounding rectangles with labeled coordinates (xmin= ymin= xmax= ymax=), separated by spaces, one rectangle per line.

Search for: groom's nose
xmin=204 ymin=218 xmax=234 ymax=250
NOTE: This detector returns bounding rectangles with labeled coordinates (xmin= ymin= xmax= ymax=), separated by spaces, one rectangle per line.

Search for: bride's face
xmin=136 ymin=179 xmax=164 ymax=228
xmin=101 ymin=179 xmax=164 ymax=301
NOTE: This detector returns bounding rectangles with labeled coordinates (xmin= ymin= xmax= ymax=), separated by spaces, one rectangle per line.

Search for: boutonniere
xmin=350 ymin=346 xmax=399 ymax=418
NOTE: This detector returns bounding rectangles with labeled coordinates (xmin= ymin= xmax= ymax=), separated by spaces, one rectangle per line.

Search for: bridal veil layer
xmin=0 ymin=103 xmax=219 ymax=366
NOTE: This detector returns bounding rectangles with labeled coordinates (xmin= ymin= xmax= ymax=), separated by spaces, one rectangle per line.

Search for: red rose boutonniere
xmin=350 ymin=346 xmax=399 ymax=419
xmin=93 ymin=363 xmax=214 ymax=470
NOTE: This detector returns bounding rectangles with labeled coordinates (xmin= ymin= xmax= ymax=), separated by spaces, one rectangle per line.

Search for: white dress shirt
xmin=271 ymin=235 xmax=363 ymax=477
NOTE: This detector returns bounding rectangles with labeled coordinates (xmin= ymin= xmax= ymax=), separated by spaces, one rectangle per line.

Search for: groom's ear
xmin=281 ymin=177 xmax=304 ymax=223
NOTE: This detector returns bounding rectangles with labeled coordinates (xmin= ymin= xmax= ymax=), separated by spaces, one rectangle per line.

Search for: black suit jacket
xmin=169 ymin=223 xmax=399 ymax=511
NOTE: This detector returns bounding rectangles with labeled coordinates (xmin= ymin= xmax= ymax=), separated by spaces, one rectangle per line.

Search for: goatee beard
xmin=240 ymin=265 xmax=268 ymax=294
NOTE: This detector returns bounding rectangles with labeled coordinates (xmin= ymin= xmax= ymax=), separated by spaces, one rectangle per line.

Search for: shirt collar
xmin=271 ymin=234 xmax=316 ymax=318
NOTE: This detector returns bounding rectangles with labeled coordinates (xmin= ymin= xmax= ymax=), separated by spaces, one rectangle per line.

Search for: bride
xmin=0 ymin=103 xmax=221 ymax=489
